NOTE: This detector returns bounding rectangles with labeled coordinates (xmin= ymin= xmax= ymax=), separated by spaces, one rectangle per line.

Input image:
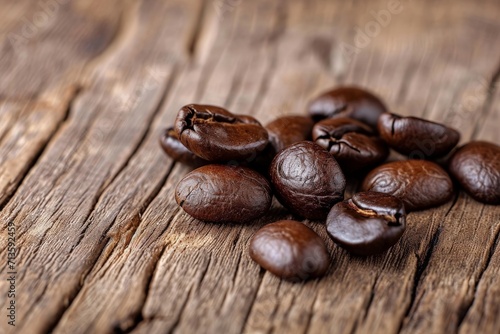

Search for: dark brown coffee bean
xmin=249 ymin=220 xmax=330 ymax=280
xmin=448 ymin=141 xmax=500 ymax=205
xmin=313 ymin=118 xmax=389 ymax=172
xmin=159 ymin=127 xmax=207 ymax=167
xmin=175 ymin=104 xmax=269 ymax=162
xmin=378 ymin=113 xmax=460 ymax=159
xmin=270 ymin=141 xmax=346 ymax=220
xmin=175 ymin=165 xmax=272 ymax=223
xmin=361 ymin=160 xmax=453 ymax=211
xmin=266 ymin=115 xmax=314 ymax=153
xmin=308 ymin=86 xmax=387 ymax=129
xmin=326 ymin=192 xmax=406 ymax=255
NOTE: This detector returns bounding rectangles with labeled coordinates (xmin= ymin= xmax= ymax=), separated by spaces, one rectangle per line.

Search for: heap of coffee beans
xmin=160 ymin=87 xmax=500 ymax=281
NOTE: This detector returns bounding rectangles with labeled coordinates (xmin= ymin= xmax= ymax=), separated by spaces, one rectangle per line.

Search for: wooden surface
xmin=0 ymin=0 xmax=499 ymax=333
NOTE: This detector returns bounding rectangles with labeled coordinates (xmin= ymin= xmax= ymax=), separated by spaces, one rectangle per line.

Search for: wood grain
xmin=0 ymin=0 xmax=499 ymax=333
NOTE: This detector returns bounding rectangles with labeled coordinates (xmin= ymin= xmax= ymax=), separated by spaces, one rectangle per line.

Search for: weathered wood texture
xmin=0 ymin=0 xmax=499 ymax=333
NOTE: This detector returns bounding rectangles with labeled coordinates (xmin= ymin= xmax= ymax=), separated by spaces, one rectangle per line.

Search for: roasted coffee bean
xmin=175 ymin=165 xmax=272 ymax=223
xmin=326 ymin=192 xmax=406 ymax=255
xmin=378 ymin=113 xmax=460 ymax=159
xmin=159 ymin=127 xmax=207 ymax=167
xmin=266 ymin=115 xmax=314 ymax=153
xmin=313 ymin=118 xmax=389 ymax=172
xmin=175 ymin=104 xmax=269 ymax=162
xmin=361 ymin=160 xmax=453 ymax=211
xmin=308 ymin=86 xmax=387 ymax=129
xmin=249 ymin=220 xmax=330 ymax=280
xmin=448 ymin=141 xmax=500 ymax=205
xmin=270 ymin=141 xmax=346 ymax=220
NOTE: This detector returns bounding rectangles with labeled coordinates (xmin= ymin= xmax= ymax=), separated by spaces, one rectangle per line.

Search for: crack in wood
xmin=14 ymin=61 xmax=177 ymax=280
xmin=165 ymin=254 xmax=213 ymax=334
xmin=41 ymin=63 xmax=181 ymax=333
xmin=240 ymin=269 xmax=266 ymax=332
xmin=267 ymin=278 xmax=283 ymax=333
xmin=399 ymin=225 xmax=443 ymax=331
xmin=444 ymin=191 xmax=460 ymax=217
xmin=114 ymin=245 xmax=168 ymax=334
xmin=46 ymin=158 xmax=177 ymax=333
xmin=217 ymin=250 xmax=243 ymax=315
xmin=0 ymin=85 xmax=83 ymax=211
xmin=303 ymin=288 xmax=320 ymax=334
xmin=165 ymin=283 xmax=196 ymax=334
xmin=455 ymin=206 xmax=500 ymax=331
xmin=98 ymin=63 xmax=180 ymax=202
xmin=83 ymin=0 xmax=140 ymax=75
xmin=186 ymin=0 xmax=208 ymax=58
xmin=348 ymin=273 xmax=382 ymax=334
xmin=361 ymin=275 xmax=380 ymax=322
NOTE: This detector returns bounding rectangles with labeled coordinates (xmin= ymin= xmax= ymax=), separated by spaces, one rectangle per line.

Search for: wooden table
xmin=1 ymin=0 xmax=499 ymax=333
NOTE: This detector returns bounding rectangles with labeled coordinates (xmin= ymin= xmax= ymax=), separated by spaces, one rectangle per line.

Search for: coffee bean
xmin=175 ymin=104 xmax=269 ymax=162
xmin=249 ymin=220 xmax=330 ymax=280
xmin=448 ymin=141 xmax=500 ymax=205
xmin=361 ymin=160 xmax=453 ymax=211
xmin=313 ymin=117 xmax=389 ymax=172
xmin=266 ymin=115 xmax=314 ymax=153
xmin=175 ymin=165 xmax=272 ymax=223
xmin=378 ymin=113 xmax=460 ymax=159
xmin=159 ymin=127 xmax=207 ymax=167
xmin=308 ymin=86 xmax=387 ymax=129
xmin=326 ymin=192 xmax=406 ymax=255
xmin=270 ymin=141 xmax=346 ymax=220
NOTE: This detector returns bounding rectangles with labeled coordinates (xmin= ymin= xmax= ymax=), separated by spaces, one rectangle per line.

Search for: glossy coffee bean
xmin=448 ymin=141 xmax=500 ymax=204
xmin=378 ymin=113 xmax=460 ymax=159
xmin=308 ymin=86 xmax=387 ymax=129
xmin=313 ymin=118 xmax=389 ymax=172
xmin=159 ymin=127 xmax=207 ymax=167
xmin=266 ymin=115 xmax=314 ymax=153
xmin=270 ymin=141 xmax=346 ymax=220
xmin=175 ymin=104 xmax=269 ymax=162
xmin=361 ymin=160 xmax=453 ymax=211
xmin=175 ymin=165 xmax=272 ymax=223
xmin=326 ymin=192 xmax=406 ymax=255
xmin=249 ymin=220 xmax=330 ymax=280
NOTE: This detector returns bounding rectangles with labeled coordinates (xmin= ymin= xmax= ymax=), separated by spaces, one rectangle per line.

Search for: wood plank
xmin=0 ymin=89 xmax=75 ymax=208
xmin=0 ymin=0 xmax=126 ymax=208
xmin=53 ymin=0 xmax=500 ymax=332
xmin=52 ymin=1 xmax=284 ymax=332
xmin=0 ymin=0 xmax=202 ymax=333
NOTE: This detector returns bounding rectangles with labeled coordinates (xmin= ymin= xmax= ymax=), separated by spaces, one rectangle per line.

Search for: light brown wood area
xmin=1 ymin=0 xmax=499 ymax=333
